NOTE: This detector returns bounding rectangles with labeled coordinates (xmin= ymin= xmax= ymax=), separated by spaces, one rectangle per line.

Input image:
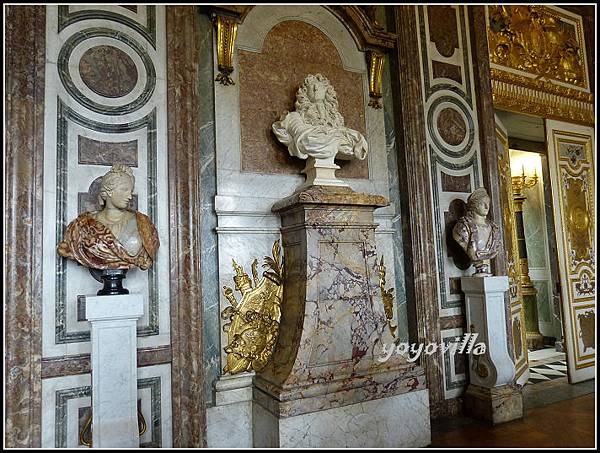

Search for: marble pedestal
xmin=86 ymin=294 xmax=143 ymax=447
xmin=253 ymin=185 xmax=431 ymax=447
xmin=206 ymin=374 xmax=253 ymax=447
xmin=461 ymin=276 xmax=523 ymax=424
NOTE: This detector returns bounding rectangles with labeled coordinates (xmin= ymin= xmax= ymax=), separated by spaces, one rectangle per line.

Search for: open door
xmin=495 ymin=115 xmax=530 ymax=385
xmin=545 ymin=119 xmax=595 ymax=383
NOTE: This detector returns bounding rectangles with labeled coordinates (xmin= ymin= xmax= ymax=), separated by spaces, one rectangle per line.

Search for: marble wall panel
xmin=213 ymin=6 xmax=400 ymax=389
xmin=5 ymin=5 xmax=46 ymax=447
xmin=41 ymin=364 xmax=172 ymax=447
xmin=416 ymin=5 xmax=484 ymax=404
xmin=238 ymin=19 xmax=367 ymax=178
xmin=39 ymin=4 xmax=173 ymax=445
xmin=42 ymin=5 xmax=170 ymax=358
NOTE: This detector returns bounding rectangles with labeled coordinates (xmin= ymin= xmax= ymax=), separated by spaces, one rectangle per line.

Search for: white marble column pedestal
xmin=86 ymin=294 xmax=143 ymax=447
xmin=461 ymin=276 xmax=523 ymax=424
xmin=206 ymin=373 xmax=254 ymax=447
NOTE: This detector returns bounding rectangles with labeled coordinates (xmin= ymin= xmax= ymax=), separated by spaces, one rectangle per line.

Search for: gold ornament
xmin=221 ymin=240 xmax=284 ymax=374
xmin=378 ymin=256 xmax=397 ymax=338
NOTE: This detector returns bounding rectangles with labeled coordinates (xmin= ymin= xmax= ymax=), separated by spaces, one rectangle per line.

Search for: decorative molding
xmin=41 ymin=346 xmax=173 ymax=379
xmin=491 ymin=77 xmax=594 ymax=126
xmin=166 ymin=6 xmax=206 ymax=447
xmin=5 ymin=5 xmax=46 ymax=447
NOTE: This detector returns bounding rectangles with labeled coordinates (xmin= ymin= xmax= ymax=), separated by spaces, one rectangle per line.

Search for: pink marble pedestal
xmin=252 ymin=186 xmax=430 ymax=447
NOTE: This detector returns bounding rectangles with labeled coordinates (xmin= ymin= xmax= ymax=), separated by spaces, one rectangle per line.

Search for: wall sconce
xmin=511 ymin=164 xmax=538 ymax=196
xmin=213 ymin=15 xmax=238 ymax=86
xmin=367 ymin=50 xmax=385 ymax=109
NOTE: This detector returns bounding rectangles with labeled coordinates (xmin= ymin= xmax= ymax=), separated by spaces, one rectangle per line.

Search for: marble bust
xmin=57 ymin=164 xmax=159 ymax=271
xmin=272 ymin=73 xmax=368 ymax=188
xmin=452 ymin=187 xmax=502 ymax=276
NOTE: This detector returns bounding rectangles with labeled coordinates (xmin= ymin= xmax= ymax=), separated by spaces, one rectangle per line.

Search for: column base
xmin=526 ymin=331 xmax=545 ymax=350
xmin=206 ymin=374 xmax=253 ymax=448
xmin=253 ymin=389 xmax=431 ymax=447
xmin=465 ymin=384 xmax=523 ymax=425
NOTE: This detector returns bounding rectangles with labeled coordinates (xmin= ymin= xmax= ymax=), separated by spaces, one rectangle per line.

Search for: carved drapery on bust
xmin=452 ymin=187 xmax=502 ymax=276
xmin=57 ymin=164 xmax=159 ymax=270
xmin=272 ymin=73 xmax=368 ymax=188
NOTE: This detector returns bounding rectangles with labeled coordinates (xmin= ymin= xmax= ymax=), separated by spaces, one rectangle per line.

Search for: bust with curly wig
xmin=272 ymin=73 xmax=368 ymax=188
xmin=57 ymin=164 xmax=159 ymax=271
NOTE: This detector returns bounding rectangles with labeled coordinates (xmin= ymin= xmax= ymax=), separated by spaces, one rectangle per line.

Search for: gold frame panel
xmin=486 ymin=6 xmax=594 ymax=126
xmin=547 ymin=123 xmax=595 ymax=380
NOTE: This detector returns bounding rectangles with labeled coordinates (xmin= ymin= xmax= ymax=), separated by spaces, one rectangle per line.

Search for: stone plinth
xmin=206 ymin=374 xmax=254 ymax=448
xmin=253 ymin=185 xmax=431 ymax=447
xmin=461 ymin=276 xmax=523 ymax=424
xmin=86 ymin=294 xmax=143 ymax=448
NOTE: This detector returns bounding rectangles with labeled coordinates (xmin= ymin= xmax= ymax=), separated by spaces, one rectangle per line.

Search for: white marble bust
xmin=272 ymin=73 xmax=368 ymax=188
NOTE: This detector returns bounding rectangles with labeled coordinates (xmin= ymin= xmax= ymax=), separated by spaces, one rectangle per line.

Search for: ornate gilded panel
xmin=496 ymin=123 xmax=528 ymax=380
xmin=546 ymin=121 xmax=594 ymax=381
xmin=486 ymin=6 xmax=593 ymax=126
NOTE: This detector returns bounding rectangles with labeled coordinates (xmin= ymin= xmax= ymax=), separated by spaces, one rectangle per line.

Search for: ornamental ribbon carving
xmin=378 ymin=256 xmax=397 ymax=338
xmin=221 ymin=240 xmax=284 ymax=374
xmin=487 ymin=6 xmax=585 ymax=87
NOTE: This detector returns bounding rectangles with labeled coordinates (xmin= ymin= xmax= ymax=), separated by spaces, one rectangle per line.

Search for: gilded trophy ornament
xmin=57 ymin=164 xmax=159 ymax=295
xmin=378 ymin=256 xmax=397 ymax=338
xmin=221 ymin=240 xmax=284 ymax=374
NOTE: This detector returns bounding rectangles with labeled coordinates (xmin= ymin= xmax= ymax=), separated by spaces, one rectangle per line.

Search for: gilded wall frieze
xmin=221 ymin=240 xmax=284 ymax=374
xmin=487 ymin=6 xmax=586 ymax=88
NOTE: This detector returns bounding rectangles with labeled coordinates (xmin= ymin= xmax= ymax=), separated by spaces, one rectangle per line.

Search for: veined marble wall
xmin=415 ymin=6 xmax=484 ymax=401
xmin=40 ymin=6 xmax=172 ymax=446
xmin=209 ymin=5 xmax=407 ymax=407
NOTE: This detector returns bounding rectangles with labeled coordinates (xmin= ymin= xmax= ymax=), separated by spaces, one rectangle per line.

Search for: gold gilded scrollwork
xmin=378 ymin=256 xmax=397 ymax=337
xmin=488 ymin=6 xmax=585 ymax=87
xmin=213 ymin=15 xmax=238 ymax=86
xmin=367 ymin=51 xmax=385 ymax=109
xmin=221 ymin=240 xmax=284 ymax=374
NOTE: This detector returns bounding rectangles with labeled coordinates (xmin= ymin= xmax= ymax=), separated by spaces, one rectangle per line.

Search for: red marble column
xmin=166 ymin=6 xmax=206 ymax=447
xmin=5 ymin=5 xmax=46 ymax=448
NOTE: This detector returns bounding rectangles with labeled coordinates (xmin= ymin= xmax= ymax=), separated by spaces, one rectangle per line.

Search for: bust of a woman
xmin=57 ymin=164 xmax=159 ymax=271
xmin=272 ymin=73 xmax=368 ymax=187
xmin=452 ymin=187 xmax=502 ymax=276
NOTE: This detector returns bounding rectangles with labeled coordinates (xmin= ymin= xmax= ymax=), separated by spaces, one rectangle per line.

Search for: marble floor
xmin=526 ymin=347 xmax=567 ymax=386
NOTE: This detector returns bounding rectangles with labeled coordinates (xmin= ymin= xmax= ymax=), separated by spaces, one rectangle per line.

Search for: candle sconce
xmin=511 ymin=166 xmax=538 ymax=196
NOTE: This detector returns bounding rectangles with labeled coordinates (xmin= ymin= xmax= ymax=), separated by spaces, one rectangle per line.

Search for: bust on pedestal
xmin=453 ymin=187 xmax=523 ymax=424
xmin=57 ymin=165 xmax=159 ymax=447
xmin=245 ymin=74 xmax=432 ymax=447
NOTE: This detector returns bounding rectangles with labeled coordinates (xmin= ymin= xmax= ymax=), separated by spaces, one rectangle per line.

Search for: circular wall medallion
xmin=79 ymin=45 xmax=138 ymax=98
xmin=437 ymin=108 xmax=467 ymax=146
xmin=58 ymin=28 xmax=155 ymax=116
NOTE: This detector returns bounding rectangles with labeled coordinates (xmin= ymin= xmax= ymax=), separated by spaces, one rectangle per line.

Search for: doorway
xmin=494 ymin=109 xmax=595 ymax=407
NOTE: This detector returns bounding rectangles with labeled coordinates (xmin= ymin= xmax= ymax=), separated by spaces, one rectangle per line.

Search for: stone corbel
xmin=367 ymin=50 xmax=385 ymax=109
xmin=212 ymin=14 xmax=239 ymax=86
